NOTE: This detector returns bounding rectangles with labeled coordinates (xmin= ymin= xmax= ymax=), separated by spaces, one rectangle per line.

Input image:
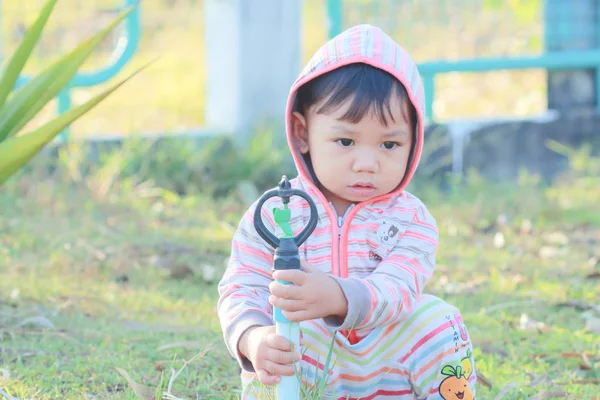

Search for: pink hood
xmin=285 ymin=24 xmax=426 ymax=201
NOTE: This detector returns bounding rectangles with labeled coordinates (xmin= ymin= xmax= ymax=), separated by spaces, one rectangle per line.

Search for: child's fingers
xmin=268 ymin=295 xmax=304 ymax=312
xmin=299 ymin=260 xmax=318 ymax=273
xmin=256 ymin=368 xmax=279 ymax=386
xmin=267 ymin=347 xmax=301 ymax=366
xmin=272 ymin=269 xmax=307 ymax=286
xmin=269 ymin=281 xmax=303 ymax=299
xmin=264 ymin=360 xmax=296 ymax=377
xmin=267 ymin=333 xmax=298 ymax=352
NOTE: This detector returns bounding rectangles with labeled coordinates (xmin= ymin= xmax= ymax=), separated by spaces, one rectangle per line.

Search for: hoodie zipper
xmin=331 ymin=203 xmax=354 ymax=269
xmin=329 ymin=202 xmax=361 ymax=344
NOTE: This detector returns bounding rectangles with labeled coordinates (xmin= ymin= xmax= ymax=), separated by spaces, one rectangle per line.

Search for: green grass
xmin=0 ymin=143 xmax=599 ymax=399
xmin=0 ymin=180 xmax=242 ymax=399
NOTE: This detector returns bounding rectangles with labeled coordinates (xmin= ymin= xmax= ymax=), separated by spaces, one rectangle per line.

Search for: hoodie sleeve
xmin=324 ymin=204 xmax=437 ymax=332
xmin=217 ymin=201 xmax=276 ymax=372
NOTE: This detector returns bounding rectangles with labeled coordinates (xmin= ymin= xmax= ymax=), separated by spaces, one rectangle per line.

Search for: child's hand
xmin=239 ymin=326 xmax=303 ymax=386
xmin=269 ymin=260 xmax=348 ymax=322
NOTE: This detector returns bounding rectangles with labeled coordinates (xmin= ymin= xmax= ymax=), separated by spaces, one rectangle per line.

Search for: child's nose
xmin=352 ymin=153 xmax=378 ymax=173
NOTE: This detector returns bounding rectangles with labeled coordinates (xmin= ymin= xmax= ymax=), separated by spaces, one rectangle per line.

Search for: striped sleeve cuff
xmin=322 ymin=276 xmax=370 ymax=331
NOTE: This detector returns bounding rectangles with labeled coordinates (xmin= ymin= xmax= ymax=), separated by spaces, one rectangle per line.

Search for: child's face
xmin=291 ymin=93 xmax=413 ymax=215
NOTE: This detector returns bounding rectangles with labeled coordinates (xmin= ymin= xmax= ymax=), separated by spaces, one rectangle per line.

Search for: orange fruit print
xmin=438 ymin=364 xmax=474 ymax=400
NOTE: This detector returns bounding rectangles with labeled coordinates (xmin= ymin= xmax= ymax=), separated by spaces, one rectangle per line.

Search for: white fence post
xmin=204 ymin=0 xmax=302 ymax=144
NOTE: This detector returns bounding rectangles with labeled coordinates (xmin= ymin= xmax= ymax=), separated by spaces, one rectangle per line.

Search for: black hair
xmin=293 ymin=63 xmax=417 ymax=132
xmin=292 ymin=63 xmax=419 ymax=189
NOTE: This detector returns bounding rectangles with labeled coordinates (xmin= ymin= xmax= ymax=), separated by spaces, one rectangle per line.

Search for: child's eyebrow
xmin=331 ymin=126 xmax=409 ymax=139
xmin=381 ymin=129 xmax=409 ymax=139
xmin=331 ymin=126 xmax=359 ymax=135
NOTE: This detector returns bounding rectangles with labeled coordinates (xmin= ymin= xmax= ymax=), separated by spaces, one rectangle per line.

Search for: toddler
xmin=218 ymin=24 xmax=477 ymax=400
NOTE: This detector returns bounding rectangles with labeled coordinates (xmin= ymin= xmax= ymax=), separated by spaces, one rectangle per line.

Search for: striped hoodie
xmin=218 ymin=24 xmax=436 ymax=372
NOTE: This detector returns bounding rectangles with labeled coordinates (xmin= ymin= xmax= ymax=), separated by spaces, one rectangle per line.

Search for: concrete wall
xmin=424 ymin=110 xmax=600 ymax=183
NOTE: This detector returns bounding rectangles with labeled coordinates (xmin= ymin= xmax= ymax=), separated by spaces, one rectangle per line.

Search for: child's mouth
xmin=349 ymin=182 xmax=376 ymax=197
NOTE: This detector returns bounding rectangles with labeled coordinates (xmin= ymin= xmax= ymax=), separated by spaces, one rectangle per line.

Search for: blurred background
xmin=3 ymin=0 xmax=599 ymax=182
xmin=0 ymin=0 xmax=554 ymax=135
xmin=0 ymin=1 xmax=598 ymax=399
xmin=0 ymin=0 xmax=572 ymax=133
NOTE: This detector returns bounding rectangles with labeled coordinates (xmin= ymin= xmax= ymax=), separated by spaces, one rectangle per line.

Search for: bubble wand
xmin=253 ymin=175 xmax=318 ymax=399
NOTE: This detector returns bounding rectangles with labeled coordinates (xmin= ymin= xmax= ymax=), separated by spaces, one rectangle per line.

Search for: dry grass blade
xmin=157 ymin=341 xmax=205 ymax=352
xmin=0 ymin=388 xmax=18 ymax=400
xmin=528 ymin=373 xmax=548 ymax=386
xmin=75 ymin=238 xmax=108 ymax=261
xmin=580 ymin=353 xmax=593 ymax=370
xmin=556 ymin=379 xmax=600 ymax=385
xmin=162 ymin=394 xmax=184 ymax=400
xmin=476 ymin=370 xmax=493 ymax=388
xmin=482 ymin=299 xmax=544 ymax=313
xmin=0 ymin=347 xmax=46 ymax=361
xmin=527 ymin=389 xmax=570 ymax=399
xmin=581 ymin=310 xmax=600 ymax=334
xmin=165 ymin=345 xmax=213 ymax=397
xmin=477 ymin=342 xmax=509 ymax=358
xmin=16 ymin=316 xmax=54 ymax=329
xmin=2 ymin=327 xmax=79 ymax=345
xmin=586 ymin=271 xmax=600 ymax=279
xmin=556 ymin=300 xmax=600 ymax=314
xmin=122 ymin=320 xmax=205 ymax=334
xmin=55 ymin=295 xmax=121 ymax=319
xmin=115 ymin=367 xmax=157 ymax=400
xmin=493 ymin=382 xmax=520 ymax=400
xmin=530 ymin=352 xmax=598 ymax=360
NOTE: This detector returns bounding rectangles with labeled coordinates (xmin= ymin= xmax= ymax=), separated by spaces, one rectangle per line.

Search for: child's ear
xmin=291 ymin=111 xmax=309 ymax=154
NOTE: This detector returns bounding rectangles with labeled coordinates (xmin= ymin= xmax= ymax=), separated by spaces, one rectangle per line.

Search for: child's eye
xmin=337 ymin=138 xmax=354 ymax=147
xmin=382 ymin=141 xmax=400 ymax=150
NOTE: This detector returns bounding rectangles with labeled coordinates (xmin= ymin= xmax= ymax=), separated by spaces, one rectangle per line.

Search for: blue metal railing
xmin=327 ymin=0 xmax=600 ymax=122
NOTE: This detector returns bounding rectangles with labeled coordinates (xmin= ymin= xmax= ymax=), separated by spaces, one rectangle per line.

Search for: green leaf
xmin=0 ymin=62 xmax=149 ymax=185
xmin=467 ymin=349 xmax=472 ymax=358
xmin=546 ymin=139 xmax=575 ymax=158
xmin=0 ymin=4 xmax=137 ymax=142
xmin=0 ymin=62 xmax=63 ymax=141
xmin=456 ymin=365 xmax=463 ymax=378
xmin=441 ymin=365 xmax=456 ymax=376
xmin=0 ymin=0 xmax=58 ymax=111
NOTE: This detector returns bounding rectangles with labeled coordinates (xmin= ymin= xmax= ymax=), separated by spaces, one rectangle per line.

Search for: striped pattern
xmin=217 ymin=25 xmax=477 ymax=398
xmin=240 ymin=295 xmax=477 ymax=399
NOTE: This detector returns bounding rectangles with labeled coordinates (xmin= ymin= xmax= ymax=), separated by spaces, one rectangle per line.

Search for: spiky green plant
xmin=0 ymin=0 xmax=145 ymax=185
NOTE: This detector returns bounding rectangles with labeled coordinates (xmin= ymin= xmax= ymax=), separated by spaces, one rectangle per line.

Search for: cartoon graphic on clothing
xmin=376 ymin=221 xmax=400 ymax=245
xmin=454 ymin=313 xmax=470 ymax=342
xmin=438 ymin=364 xmax=474 ymax=400
xmin=461 ymin=349 xmax=474 ymax=380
